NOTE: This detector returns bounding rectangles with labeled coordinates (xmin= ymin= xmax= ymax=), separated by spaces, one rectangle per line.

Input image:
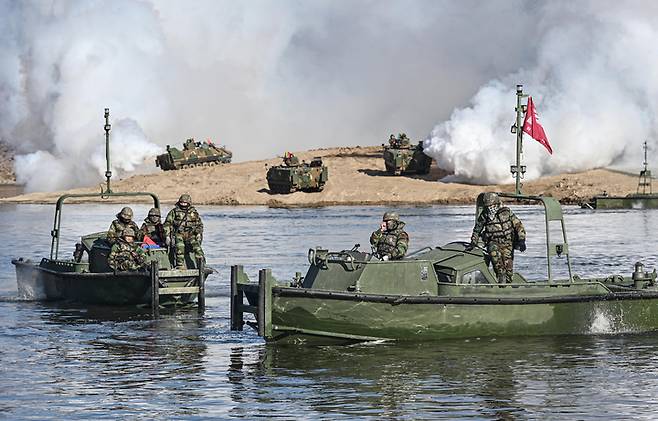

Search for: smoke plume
xmin=424 ymin=1 xmax=658 ymax=184
xmin=2 ymin=1 xmax=657 ymax=191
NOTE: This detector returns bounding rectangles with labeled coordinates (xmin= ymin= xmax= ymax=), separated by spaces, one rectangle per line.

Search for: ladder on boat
xmin=149 ymin=259 xmax=206 ymax=317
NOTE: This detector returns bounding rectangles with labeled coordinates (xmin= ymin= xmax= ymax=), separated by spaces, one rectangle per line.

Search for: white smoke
xmin=3 ymin=1 xmax=658 ymax=192
xmin=424 ymin=2 xmax=658 ymax=184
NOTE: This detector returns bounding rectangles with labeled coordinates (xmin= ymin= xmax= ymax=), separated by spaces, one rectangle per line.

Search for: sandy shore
xmin=0 ymin=146 xmax=641 ymax=206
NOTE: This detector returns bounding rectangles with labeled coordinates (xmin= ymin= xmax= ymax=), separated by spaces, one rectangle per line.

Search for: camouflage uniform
xmin=107 ymin=207 xmax=141 ymax=245
xmin=470 ymin=193 xmax=526 ymax=283
xmin=107 ymin=229 xmax=147 ymax=271
xmin=140 ymin=208 xmax=166 ymax=245
xmin=164 ymin=194 xmax=205 ymax=268
xmin=370 ymin=212 xmax=409 ymax=260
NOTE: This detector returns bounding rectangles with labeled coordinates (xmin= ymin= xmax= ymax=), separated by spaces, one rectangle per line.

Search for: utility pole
xmin=510 ymin=85 xmax=527 ymax=195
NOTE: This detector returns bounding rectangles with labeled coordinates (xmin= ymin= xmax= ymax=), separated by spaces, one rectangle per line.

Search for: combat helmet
xmin=117 ymin=206 xmax=134 ymax=221
xmin=383 ymin=211 xmax=400 ymax=222
xmin=121 ymin=227 xmax=137 ymax=238
xmin=178 ymin=194 xmax=192 ymax=205
xmin=482 ymin=192 xmax=501 ymax=206
xmin=147 ymin=208 xmax=161 ymax=217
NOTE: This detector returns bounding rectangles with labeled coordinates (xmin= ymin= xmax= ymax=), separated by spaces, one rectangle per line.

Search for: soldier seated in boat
xmin=107 ymin=228 xmax=147 ymax=271
xmin=107 ymin=206 xmax=141 ymax=245
xmin=467 ymin=192 xmax=526 ymax=283
xmin=370 ymin=212 xmax=409 ymax=260
xmin=140 ymin=207 xmax=166 ymax=246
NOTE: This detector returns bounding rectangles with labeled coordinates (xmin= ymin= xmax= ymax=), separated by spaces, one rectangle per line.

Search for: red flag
xmin=142 ymin=235 xmax=158 ymax=246
xmin=522 ymin=97 xmax=552 ymax=155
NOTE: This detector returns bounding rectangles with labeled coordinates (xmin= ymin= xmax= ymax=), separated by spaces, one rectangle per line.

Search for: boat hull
xmin=266 ymin=288 xmax=658 ymax=344
xmin=13 ymin=259 xmax=199 ymax=306
xmin=592 ymin=194 xmax=658 ymax=209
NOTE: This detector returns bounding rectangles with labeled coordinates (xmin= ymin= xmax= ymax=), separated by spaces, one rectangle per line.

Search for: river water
xmin=1 ymin=203 xmax=658 ymax=419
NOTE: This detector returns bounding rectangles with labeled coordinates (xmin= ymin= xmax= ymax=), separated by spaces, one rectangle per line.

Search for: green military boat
xmin=231 ymin=86 xmax=658 ymax=344
xmin=583 ymin=141 xmax=658 ymax=209
xmin=230 ymin=193 xmax=658 ymax=344
xmin=11 ymin=109 xmax=209 ymax=314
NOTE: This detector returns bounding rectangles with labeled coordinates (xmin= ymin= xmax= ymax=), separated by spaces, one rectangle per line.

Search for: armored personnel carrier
xmin=383 ymin=133 xmax=432 ymax=175
xmin=156 ymin=138 xmax=232 ymax=170
xmin=266 ymin=152 xmax=328 ymax=194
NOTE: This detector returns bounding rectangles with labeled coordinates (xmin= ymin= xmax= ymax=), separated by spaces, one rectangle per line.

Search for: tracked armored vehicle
xmin=12 ymin=109 xmax=210 ymax=314
xmin=156 ymin=138 xmax=232 ymax=170
xmin=266 ymin=153 xmax=328 ymax=194
xmin=383 ymin=133 xmax=432 ymax=175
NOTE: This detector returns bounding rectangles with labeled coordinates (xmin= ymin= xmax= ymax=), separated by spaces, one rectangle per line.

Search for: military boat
xmin=230 ymin=193 xmax=658 ymax=344
xmin=582 ymin=142 xmax=658 ymax=209
xmin=12 ymin=109 xmax=210 ymax=315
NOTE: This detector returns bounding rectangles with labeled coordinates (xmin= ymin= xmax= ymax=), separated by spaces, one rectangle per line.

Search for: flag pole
xmin=511 ymin=84 xmax=527 ymax=195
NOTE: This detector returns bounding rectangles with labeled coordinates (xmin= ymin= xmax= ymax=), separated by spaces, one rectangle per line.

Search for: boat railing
xmin=50 ymin=191 xmax=160 ymax=260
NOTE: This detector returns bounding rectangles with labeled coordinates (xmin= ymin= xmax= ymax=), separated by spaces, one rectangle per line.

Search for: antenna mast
xmin=637 ymin=141 xmax=652 ymax=195
xmin=104 ymin=108 xmax=112 ymax=194
xmin=510 ymin=84 xmax=527 ymax=195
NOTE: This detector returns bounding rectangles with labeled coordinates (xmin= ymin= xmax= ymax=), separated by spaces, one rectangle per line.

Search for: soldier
xmin=107 ymin=228 xmax=147 ymax=271
xmin=164 ymin=194 xmax=205 ymax=269
xmin=140 ymin=207 xmax=166 ymax=246
xmin=283 ymin=152 xmax=300 ymax=167
xmin=468 ymin=192 xmax=526 ymax=283
xmin=107 ymin=207 xmax=141 ymax=245
xmin=398 ymin=133 xmax=411 ymax=147
xmin=388 ymin=134 xmax=397 ymax=147
xmin=370 ymin=212 xmax=409 ymax=260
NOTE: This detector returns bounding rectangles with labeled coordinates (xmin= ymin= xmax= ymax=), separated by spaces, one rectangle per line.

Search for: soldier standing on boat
xmin=468 ymin=192 xmax=526 ymax=283
xmin=370 ymin=212 xmax=409 ymax=260
xmin=107 ymin=207 xmax=141 ymax=245
xmin=140 ymin=207 xmax=166 ymax=246
xmin=108 ymin=228 xmax=147 ymax=271
xmin=164 ymin=194 xmax=205 ymax=269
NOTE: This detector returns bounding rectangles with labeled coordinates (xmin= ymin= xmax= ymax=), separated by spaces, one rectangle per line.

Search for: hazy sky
xmin=1 ymin=1 xmax=657 ymax=191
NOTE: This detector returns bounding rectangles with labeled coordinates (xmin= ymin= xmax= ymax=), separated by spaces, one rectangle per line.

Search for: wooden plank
xmin=159 ymin=287 xmax=200 ymax=295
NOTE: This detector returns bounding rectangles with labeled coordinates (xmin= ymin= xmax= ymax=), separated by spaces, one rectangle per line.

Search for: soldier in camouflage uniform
xmin=140 ymin=207 xmax=166 ymax=246
xmin=107 ymin=228 xmax=147 ymax=271
xmin=468 ymin=192 xmax=526 ymax=283
xmin=107 ymin=207 xmax=141 ymax=245
xmin=370 ymin=212 xmax=409 ymax=260
xmin=283 ymin=152 xmax=300 ymax=167
xmin=164 ymin=194 xmax=205 ymax=268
